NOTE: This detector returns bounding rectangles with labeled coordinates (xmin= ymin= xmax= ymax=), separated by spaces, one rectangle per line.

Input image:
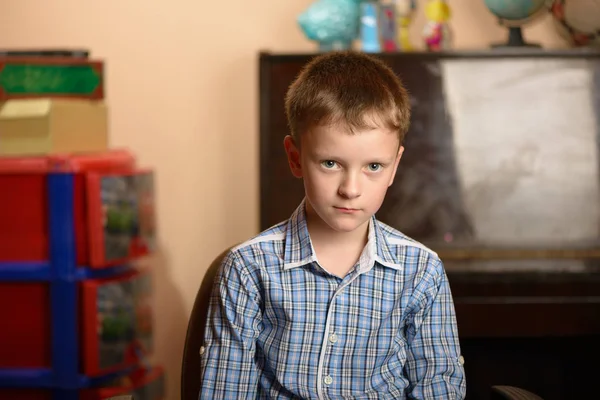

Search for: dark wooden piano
xmin=258 ymin=49 xmax=600 ymax=399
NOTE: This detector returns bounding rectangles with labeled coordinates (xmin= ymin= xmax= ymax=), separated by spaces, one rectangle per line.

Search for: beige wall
xmin=0 ymin=1 xmax=566 ymax=398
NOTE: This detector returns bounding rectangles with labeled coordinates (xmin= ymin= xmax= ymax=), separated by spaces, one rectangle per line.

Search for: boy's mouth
xmin=334 ymin=206 xmax=360 ymax=213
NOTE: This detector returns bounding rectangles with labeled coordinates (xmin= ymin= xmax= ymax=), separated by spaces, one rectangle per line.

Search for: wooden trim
xmin=258 ymin=48 xmax=600 ymax=62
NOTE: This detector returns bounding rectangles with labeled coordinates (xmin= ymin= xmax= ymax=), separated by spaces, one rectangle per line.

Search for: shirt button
xmin=329 ymin=333 xmax=338 ymax=343
xmin=324 ymin=375 xmax=333 ymax=385
xmin=199 ymin=346 xmax=205 ymax=355
xmin=458 ymin=355 xmax=465 ymax=365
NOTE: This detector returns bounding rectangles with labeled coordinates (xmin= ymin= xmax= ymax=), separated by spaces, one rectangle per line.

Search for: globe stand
xmin=491 ymin=26 xmax=541 ymax=48
xmin=318 ymin=40 xmax=353 ymax=52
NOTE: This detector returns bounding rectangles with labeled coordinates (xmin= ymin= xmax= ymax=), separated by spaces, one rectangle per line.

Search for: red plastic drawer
xmin=81 ymin=269 xmax=153 ymax=376
xmin=0 ymin=149 xmax=155 ymax=268
xmin=0 ymin=283 xmax=51 ymax=368
xmin=0 ymin=267 xmax=153 ymax=373
xmin=81 ymin=365 xmax=165 ymax=400
xmin=86 ymin=169 xmax=156 ymax=268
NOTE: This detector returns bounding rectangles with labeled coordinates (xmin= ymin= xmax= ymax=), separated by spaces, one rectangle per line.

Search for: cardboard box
xmin=0 ymin=98 xmax=108 ymax=156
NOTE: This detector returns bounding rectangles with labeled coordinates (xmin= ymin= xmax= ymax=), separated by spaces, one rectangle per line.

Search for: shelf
xmin=259 ymin=47 xmax=600 ymax=60
xmin=0 ymin=262 xmax=134 ymax=282
xmin=0 ymin=368 xmax=53 ymax=387
xmin=79 ymin=365 xmax=136 ymax=388
xmin=0 ymin=366 xmax=135 ymax=389
xmin=75 ymin=264 xmax=134 ymax=280
xmin=0 ymin=157 xmax=158 ymax=398
xmin=0 ymin=262 xmax=51 ymax=281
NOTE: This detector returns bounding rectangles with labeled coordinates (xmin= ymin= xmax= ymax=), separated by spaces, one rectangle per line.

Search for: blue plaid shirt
xmin=199 ymin=199 xmax=466 ymax=399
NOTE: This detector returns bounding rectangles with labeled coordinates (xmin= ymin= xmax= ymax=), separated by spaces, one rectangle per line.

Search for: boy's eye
xmin=321 ymin=160 xmax=337 ymax=169
xmin=368 ymin=163 xmax=382 ymax=172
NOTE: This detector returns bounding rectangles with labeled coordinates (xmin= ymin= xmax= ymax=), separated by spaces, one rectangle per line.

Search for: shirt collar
xmin=283 ymin=198 xmax=403 ymax=272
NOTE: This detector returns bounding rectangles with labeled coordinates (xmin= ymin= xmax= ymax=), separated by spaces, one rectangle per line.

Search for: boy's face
xmin=284 ymin=123 xmax=403 ymax=234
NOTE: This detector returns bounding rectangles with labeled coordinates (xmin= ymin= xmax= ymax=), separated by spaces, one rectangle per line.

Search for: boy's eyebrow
xmin=312 ymin=152 xmax=395 ymax=163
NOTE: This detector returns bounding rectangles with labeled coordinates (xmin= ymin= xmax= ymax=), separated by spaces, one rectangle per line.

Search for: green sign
xmin=0 ymin=64 xmax=101 ymax=95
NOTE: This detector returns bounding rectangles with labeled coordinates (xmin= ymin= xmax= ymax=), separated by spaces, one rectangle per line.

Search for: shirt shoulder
xmin=375 ymin=219 xmax=444 ymax=276
xmin=212 ymin=220 xmax=289 ymax=295
xmin=377 ymin=219 xmax=439 ymax=258
xmin=224 ymin=219 xmax=288 ymax=269
xmin=231 ymin=220 xmax=286 ymax=250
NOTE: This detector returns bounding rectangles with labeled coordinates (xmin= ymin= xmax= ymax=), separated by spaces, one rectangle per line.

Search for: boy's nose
xmin=338 ymin=174 xmax=361 ymax=199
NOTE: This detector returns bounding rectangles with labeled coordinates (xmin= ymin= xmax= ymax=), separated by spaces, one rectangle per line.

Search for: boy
xmin=199 ymin=51 xmax=466 ymax=399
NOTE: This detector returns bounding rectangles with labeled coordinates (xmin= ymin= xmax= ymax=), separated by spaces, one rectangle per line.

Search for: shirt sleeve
xmin=403 ymin=258 xmax=467 ymax=399
xmin=199 ymin=250 xmax=262 ymax=399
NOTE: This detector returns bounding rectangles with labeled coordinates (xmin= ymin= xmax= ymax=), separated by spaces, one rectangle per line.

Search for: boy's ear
xmin=283 ymin=135 xmax=303 ymax=178
xmin=388 ymin=145 xmax=404 ymax=187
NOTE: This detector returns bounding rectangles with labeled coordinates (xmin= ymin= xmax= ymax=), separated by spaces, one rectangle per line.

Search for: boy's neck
xmin=304 ymin=202 xmax=370 ymax=277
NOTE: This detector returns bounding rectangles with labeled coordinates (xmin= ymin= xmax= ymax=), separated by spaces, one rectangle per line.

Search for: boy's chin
xmin=324 ymin=217 xmax=369 ymax=234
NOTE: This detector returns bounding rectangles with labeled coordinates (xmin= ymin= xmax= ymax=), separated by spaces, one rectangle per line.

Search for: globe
xmin=297 ymin=0 xmax=360 ymax=51
xmin=484 ymin=0 xmax=547 ymax=21
xmin=482 ymin=0 xmax=549 ymax=47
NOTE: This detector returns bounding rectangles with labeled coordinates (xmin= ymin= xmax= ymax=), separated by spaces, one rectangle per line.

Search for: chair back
xmin=180 ymin=247 xmax=231 ymax=400
xmin=491 ymin=385 xmax=545 ymax=400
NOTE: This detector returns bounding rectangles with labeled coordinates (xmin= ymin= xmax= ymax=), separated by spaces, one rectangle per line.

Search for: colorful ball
xmin=549 ymin=0 xmax=600 ymax=46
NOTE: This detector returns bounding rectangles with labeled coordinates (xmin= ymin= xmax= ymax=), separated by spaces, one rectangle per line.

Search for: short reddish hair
xmin=285 ymin=51 xmax=411 ymax=143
